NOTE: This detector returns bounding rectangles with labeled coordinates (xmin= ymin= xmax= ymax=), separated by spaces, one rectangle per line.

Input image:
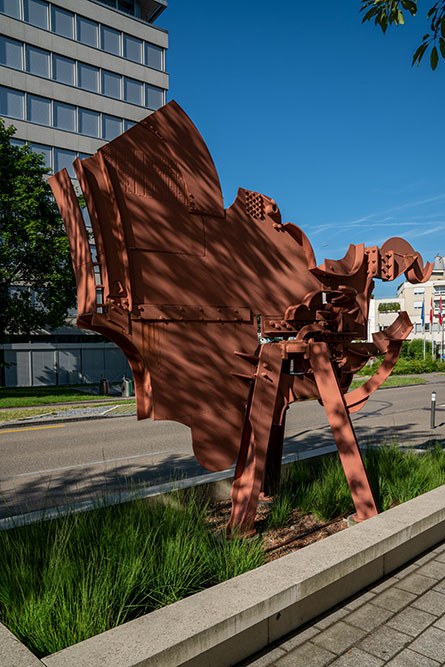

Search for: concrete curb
xmin=0 ymin=447 xmax=337 ymax=530
xmin=0 ymin=410 xmax=137 ymax=429
xmin=13 ymin=485 xmax=443 ymax=667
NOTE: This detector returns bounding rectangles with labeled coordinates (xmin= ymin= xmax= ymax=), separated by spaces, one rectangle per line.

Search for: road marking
xmin=0 ymin=448 xmax=184 ymax=480
xmin=0 ymin=425 xmax=66 ymax=434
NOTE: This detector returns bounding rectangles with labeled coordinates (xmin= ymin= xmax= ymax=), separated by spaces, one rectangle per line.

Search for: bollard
xmin=121 ymin=377 xmax=132 ymax=397
xmin=430 ymin=391 xmax=436 ymax=429
xmin=99 ymin=378 xmax=109 ymax=395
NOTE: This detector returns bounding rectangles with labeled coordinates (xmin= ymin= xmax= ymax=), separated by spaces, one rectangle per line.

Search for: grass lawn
xmin=349 ymin=375 xmax=426 ymax=391
xmin=1 ymin=444 xmax=444 ymax=659
xmin=0 ymin=385 xmax=130 ymax=409
xmin=0 ymin=400 xmax=136 ymax=424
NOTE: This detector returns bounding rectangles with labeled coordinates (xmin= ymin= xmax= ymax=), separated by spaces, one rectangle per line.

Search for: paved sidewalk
xmin=240 ymin=541 xmax=445 ymax=667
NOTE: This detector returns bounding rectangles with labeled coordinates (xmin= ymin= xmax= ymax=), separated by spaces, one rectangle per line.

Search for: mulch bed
xmin=205 ymin=499 xmax=348 ymax=562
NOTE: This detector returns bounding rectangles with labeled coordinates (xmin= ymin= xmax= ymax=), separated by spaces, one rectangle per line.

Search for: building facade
xmin=369 ymin=254 xmax=445 ymax=355
xmin=0 ymin=0 xmax=168 ymax=386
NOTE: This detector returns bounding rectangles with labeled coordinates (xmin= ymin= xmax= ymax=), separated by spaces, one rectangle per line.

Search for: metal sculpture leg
xmin=310 ymin=341 xmax=378 ymax=521
xmin=227 ymin=343 xmax=283 ymax=536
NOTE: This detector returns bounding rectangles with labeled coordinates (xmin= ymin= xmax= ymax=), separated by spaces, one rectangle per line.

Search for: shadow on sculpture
xmin=49 ymin=101 xmax=433 ymax=537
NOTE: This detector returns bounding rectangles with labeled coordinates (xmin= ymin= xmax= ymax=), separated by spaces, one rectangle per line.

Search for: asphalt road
xmin=1 ymin=378 xmax=444 ymax=520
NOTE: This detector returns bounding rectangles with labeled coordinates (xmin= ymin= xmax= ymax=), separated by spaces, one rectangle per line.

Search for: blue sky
xmin=159 ymin=1 xmax=445 ymax=297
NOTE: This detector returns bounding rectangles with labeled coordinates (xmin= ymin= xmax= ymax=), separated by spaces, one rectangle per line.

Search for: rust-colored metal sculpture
xmin=49 ymin=101 xmax=433 ymax=536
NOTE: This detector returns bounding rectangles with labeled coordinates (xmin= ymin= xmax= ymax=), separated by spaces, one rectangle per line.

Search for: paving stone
xmin=244 ymin=646 xmax=288 ymax=666
xmin=371 ymin=586 xmax=417 ymax=613
xmin=431 ymin=542 xmax=445 ymax=555
xmin=412 ymin=590 xmax=445 ymax=616
xmin=358 ymin=625 xmax=411 ymax=660
xmin=386 ymin=606 xmax=436 ymax=637
xmin=393 ymin=563 xmax=419 ymax=580
xmin=395 ymin=572 xmax=437 ymax=595
xmin=434 ymin=551 xmax=445 ymax=564
xmin=279 ymin=626 xmax=320 ymax=652
xmin=370 ymin=576 xmax=399 ymax=594
xmin=274 ymin=641 xmax=336 ymax=666
xmin=344 ymin=602 xmax=393 ymax=632
xmin=344 ymin=591 xmax=376 ymax=612
xmin=314 ymin=608 xmax=349 ymax=630
xmin=385 ymin=647 xmax=441 ymax=667
xmin=408 ymin=626 xmax=445 ymax=663
xmin=432 ymin=578 xmax=445 ymax=594
xmin=414 ymin=551 xmax=438 ymax=566
xmin=311 ymin=621 xmax=367 ymax=656
xmin=417 ymin=559 xmax=445 ymax=581
xmin=432 ymin=613 xmax=445 ymax=630
xmin=329 ymin=647 xmax=384 ymax=666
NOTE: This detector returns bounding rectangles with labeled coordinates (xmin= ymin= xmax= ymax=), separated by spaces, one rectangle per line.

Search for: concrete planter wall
xmin=2 ymin=484 xmax=444 ymax=667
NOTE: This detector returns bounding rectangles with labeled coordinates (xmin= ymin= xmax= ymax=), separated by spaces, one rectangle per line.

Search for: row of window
xmin=1 ymin=85 xmax=139 ymax=140
xmin=0 ymin=0 xmax=165 ymax=70
xmin=11 ymin=136 xmax=92 ymax=176
xmin=0 ymin=36 xmax=165 ymax=109
xmin=415 ymin=323 xmax=442 ymax=333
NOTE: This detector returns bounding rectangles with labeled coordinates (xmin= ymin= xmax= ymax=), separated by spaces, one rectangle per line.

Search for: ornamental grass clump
xmin=282 ymin=443 xmax=445 ymax=521
xmin=0 ymin=489 xmax=265 ymax=658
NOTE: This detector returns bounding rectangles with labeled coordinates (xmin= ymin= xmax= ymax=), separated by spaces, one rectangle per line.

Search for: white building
xmin=0 ymin=0 xmax=169 ymax=386
xmin=369 ymin=254 xmax=445 ymax=353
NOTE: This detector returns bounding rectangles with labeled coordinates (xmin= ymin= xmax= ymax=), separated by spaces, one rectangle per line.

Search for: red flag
xmin=430 ymin=297 xmax=433 ymax=324
xmin=439 ymin=297 xmax=443 ymax=327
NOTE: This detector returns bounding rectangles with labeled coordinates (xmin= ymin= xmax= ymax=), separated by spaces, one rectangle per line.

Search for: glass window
xmin=414 ymin=301 xmax=423 ymax=309
xmin=51 ymin=6 xmax=74 ymax=39
xmin=118 ymin=0 xmax=135 ymax=15
xmin=78 ymin=108 xmax=99 ymax=138
xmin=101 ymin=25 xmax=121 ymax=55
xmin=77 ymin=16 xmax=98 ymax=48
xmin=124 ymin=119 xmax=136 ymax=131
xmin=415 ymin=323 xmax=422 ymax=333
xmin=124 ymin=77 xmax=142 ymax=105
xmin=54 ymin=148 xmax=76 ymax=178
xmin=52 ymin=54 xmax=75 ymax=85
xmin=98 ymin=0 xmax=115 ymax=7
xmin=123 ymin=34 xmax=142 ymax=63
xmin=79 ymin=152 xmax=93 ymax=160
xmin=0 ymin=36 xmax=23 ymax=70
xmin=24 ymin=0 xmax=48 ymax=29
xmin=102 ymin=114 xmax=122 ymax=140
xmin=145 ymin=43 xmax=163 ymax=71
xmin=102 ymin=70 xmax=121 ymax=98
xmin=30 ymin=142 xmax=52 ymax=170
xmin=0 ymin=0 xmax=21 ymax=19
xmin=146 ymin=84 xmax=164 ymax=110
xmin=10 ymin=138 xmax=25 ymax=146
xmin=27 ymin=94 xmax=50 ymax=125
xmin=78 ymin=63 xmax=99 ymax=92
xmin=54 ymin=101 xmax=76 ymax=131
xmin=0 ymin=85 xmax=24 ymax=119
xmin=26 ymin=45 xmax=50 ymax=78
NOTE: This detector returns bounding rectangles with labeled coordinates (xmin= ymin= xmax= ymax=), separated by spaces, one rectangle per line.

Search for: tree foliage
xmin=378 ymin=301 xmax=401 ymax=312
xmin=361 ymin=0 xmax=445 ymax=69
xmin=0 ymin=119 xmax=76 ymax=336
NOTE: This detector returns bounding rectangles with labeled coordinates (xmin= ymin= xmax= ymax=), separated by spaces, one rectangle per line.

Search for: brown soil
xmin=205 ymin=499 xmax=348 ymax=562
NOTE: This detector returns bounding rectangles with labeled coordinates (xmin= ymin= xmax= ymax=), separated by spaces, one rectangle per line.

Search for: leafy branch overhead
xmin=361 ymin=0 xmax=445 ymax=69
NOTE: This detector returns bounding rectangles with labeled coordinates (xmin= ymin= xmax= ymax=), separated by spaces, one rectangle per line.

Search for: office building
xmin=0 ymin=0 xmax=168 ymax=386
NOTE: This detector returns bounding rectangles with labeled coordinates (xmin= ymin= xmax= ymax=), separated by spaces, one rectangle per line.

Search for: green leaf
xmin=440 ymin=36 xmax=445 ymax=58
xmin=431 ymin=45 xmax=439 ymax=69
xmin=412 ymin=41 xmax=428 ymax=65
xmin=397 ymin=10 xmax=405 ymax=23
xmin=441 ymin=16 xmax=445 ymax=37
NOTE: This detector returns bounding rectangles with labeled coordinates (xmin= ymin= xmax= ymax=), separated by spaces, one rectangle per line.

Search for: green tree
xmin=0 ymin=119 xmax=76 ymax=337
xmin=361 ymin=0 xmax=445 ymax=69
